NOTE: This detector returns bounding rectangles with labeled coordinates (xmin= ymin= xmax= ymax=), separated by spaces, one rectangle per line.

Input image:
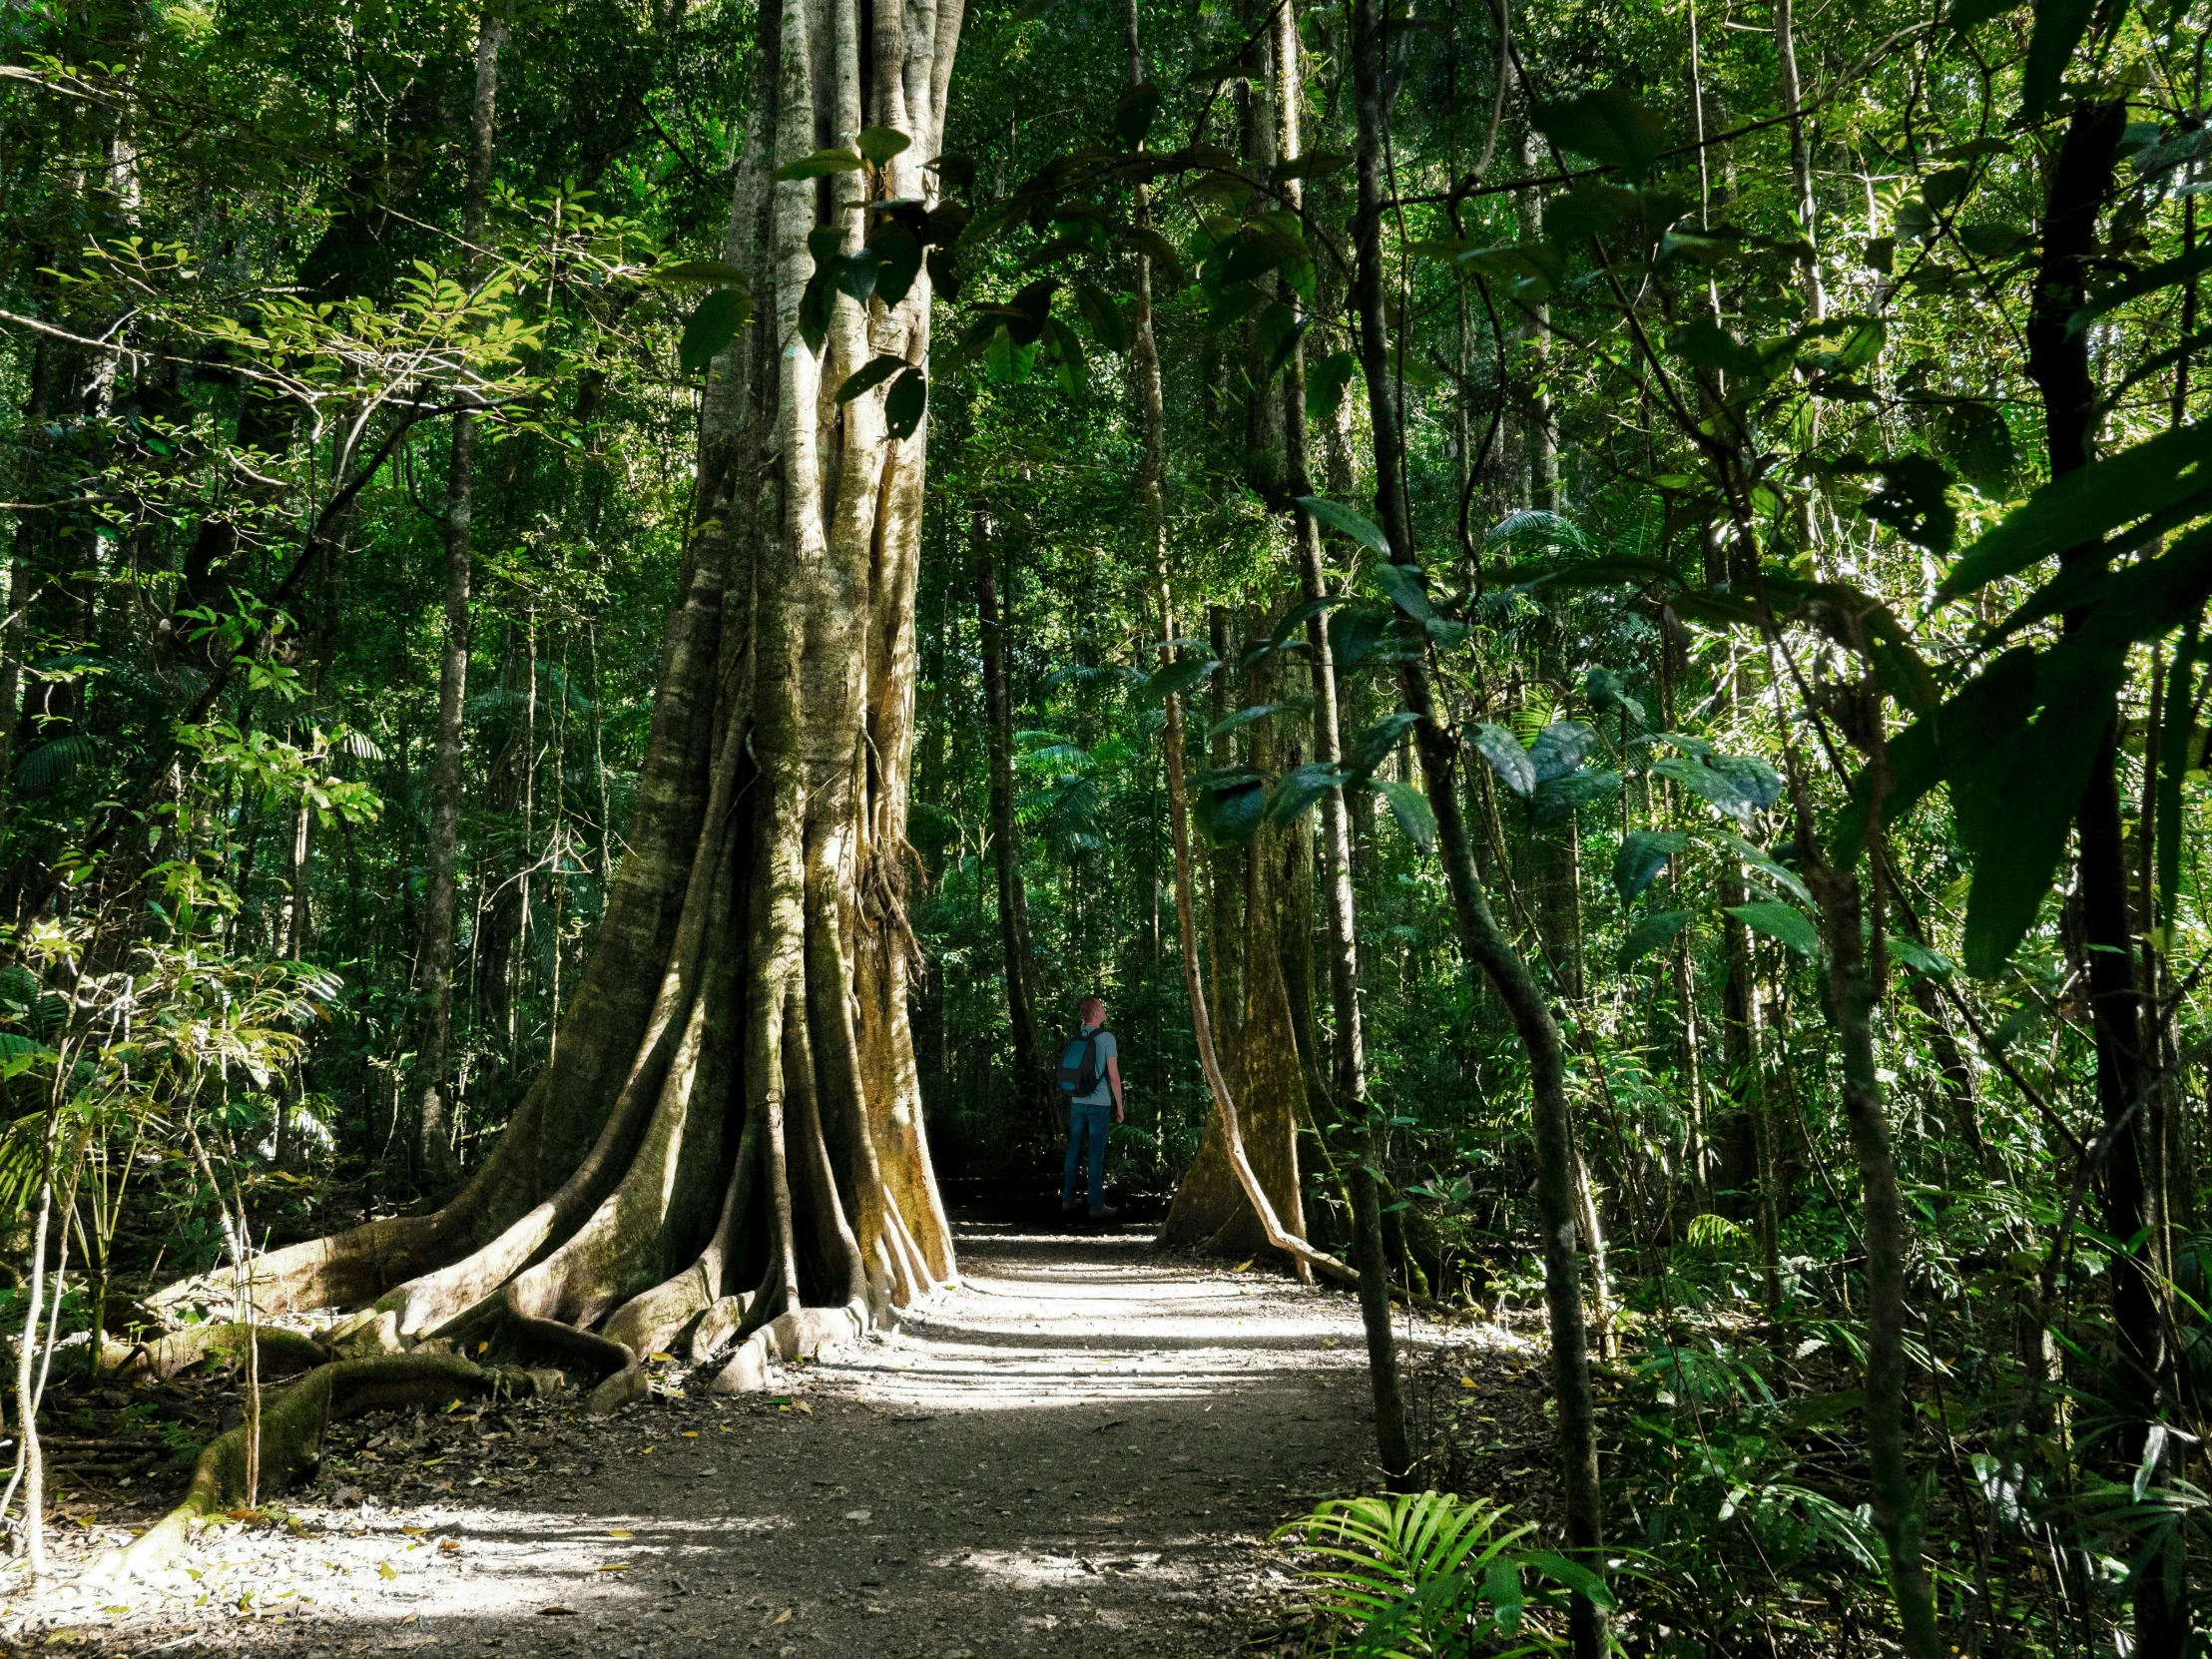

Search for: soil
xmin=0 ymin=1222 xmax=1541 ymax=1657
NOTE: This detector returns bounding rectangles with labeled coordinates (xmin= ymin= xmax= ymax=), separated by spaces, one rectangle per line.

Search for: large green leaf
xmin=1146 ymin=656 xmax=1219 ymax=703
xmin=1653 ymin=750 xmax=1783 ymax=824
xmin=1377 ymin=779 xmax=1437 ymax=849
xmin=1296 ymin=495 xmax=1392 ymax=560
xmin=775 ymin=147 xmax=864 ymax=181
xmin=870 ymin=224 xmax=924 ymax=306
xmin=1619 ymin=909 xmax=1693 ymax=969
xmin=1937 ymin=418 xmax=2212 ymax=601
xmin=884 ymin=367 xmax=927 ymax=439
xmin=1469 ymin=723 xmax=1535 ymax=797
xmin=1534 ymin=769 xmax=1621 ymax=824
xmin=2023 ymin=0 xmax=2096 ymax=118
xmin=2067 ymin=245 xmax=2212 ymax=337
xmin=1113 ymin=81 xmax=1161 ymax=148
xmin=1530 ymin=89 xmax=1666 ymax=183
xmin=679 ymin=289 xmax=753 ymax=375
xmin=1529 ymin=721 xmax=1597 ymax=783
xmin=1728 ymin=900 xmax=1822 ymax=958
xmin=1269 ymin=762 xmax=1351 ymax=827
xmin=1612 ymin=830 xmax=1686 ymax=904
xmin=833 ymin=353 xmax=907 ymax=404
xmin=1196 ymin=774 xmax=1268 ymax=844
xmin=854 ymin=126 xmax=911 ymax=166
xmin=1373 ymin=560 xmax=1432 ymax=622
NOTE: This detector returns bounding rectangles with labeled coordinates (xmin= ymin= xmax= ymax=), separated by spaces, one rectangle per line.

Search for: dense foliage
xmin=6 ymin=0 xmax=2212 ymax=1649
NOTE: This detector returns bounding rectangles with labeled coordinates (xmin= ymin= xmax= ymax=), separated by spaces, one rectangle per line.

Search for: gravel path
xmin=0 ymin=1222 xmax=1473 ymax=1657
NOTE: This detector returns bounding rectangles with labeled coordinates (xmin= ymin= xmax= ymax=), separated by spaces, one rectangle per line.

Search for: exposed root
xmin=84 ymin=1353 xmax=542 ymax=1583
xmin=110 ymin=1325 xmax=331 ymax=1383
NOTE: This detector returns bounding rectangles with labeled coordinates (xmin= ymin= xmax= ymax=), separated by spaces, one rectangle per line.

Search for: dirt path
xmin=2 ymin=1222 xmax=1494 ymax=1657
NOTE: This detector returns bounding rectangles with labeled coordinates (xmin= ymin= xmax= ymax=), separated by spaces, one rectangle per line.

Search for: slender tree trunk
xmin=975 ymin=525 xmax=1047 ymax=1136
xmin=1773 ymin=0 xmax=1825 ymax=322
xmin=413 ymin=11 xmax=506 ymax=1183
xmin=1352 ymin=4 xmax=1602 ymax=1644
xmin=2024 ymin=97 xmax=2183 ymax=1658
xmin=1270 ymin=0 xmax=1407 ymax=1481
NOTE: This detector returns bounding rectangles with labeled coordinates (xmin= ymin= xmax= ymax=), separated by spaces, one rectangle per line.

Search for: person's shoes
xmin=1088 ymin=1205 xmax=1122 ymax=1223
xmin=1060 ymin=1200 xmax=1084 ymax=1217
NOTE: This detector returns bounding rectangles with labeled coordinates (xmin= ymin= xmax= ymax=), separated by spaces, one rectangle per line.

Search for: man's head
xmin=1079 ymin=995 xmax=1106 ymax=1027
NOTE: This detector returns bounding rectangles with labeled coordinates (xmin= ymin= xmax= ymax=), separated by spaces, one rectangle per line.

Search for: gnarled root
xmin=109 ymin=1324 xmax=332 ymax=1384
xmin=84 ymin=1353 xmax=545 ymax=1584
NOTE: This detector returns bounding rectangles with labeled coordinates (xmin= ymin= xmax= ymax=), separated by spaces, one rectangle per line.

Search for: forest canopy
xmin=2 ymin=0 xmax=2211 ymax=1651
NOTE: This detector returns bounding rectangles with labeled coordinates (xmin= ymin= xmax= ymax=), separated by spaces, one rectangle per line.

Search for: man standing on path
xmin=1058 ymin=995 xmax=1124 ymax=1221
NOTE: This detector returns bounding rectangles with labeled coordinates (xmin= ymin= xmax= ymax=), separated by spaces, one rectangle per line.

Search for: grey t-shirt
xmin=1064 ymin=1027 xmax=1118 ymax=1106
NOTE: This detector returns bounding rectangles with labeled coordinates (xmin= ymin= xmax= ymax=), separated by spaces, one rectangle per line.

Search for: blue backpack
xmin=1057 ymin=1028 xmax=1110 ymax=1097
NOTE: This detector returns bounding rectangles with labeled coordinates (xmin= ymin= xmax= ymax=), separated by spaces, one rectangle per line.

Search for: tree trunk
xmin=413 ymin=10 xmax=506 ymax=1184
xmin=1352 ymin=2 xmax=1603 ymax=1644
xmin=975 ymin=522 xmax=1048 ymax=1137
xmin=136 ymin=0 xmax=966 ymax=1537
xmin=2024 ymin=97 xmax=2184 ymax=1658
xmin=1272 ymin=0 xmax=1408 ymax=1479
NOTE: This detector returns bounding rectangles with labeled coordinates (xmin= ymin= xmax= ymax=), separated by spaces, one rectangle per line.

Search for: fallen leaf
xmin=605 ymin=1529 xmax=634 ymax=1539
xmin=1234 ymin=1259 xmax=1256 ymax=1272
xmin=438 ymin=1538 xmax=460 ymax=1554
xmin=681 ymin=1431 xmax=699 ymax=1438
xmin=773 ymin=1609 xmax=794 ymax=1625
xmin=401 ymin=1526 xmax=425 ymax=1535
xmin=477 ymin=1341 xmax=489 ymax=1355
xmin=400 ymin=1611 xmax=417 ymax=1624
xmin=649 ymin=1352 xmax=677 ymax=1364
xmin=378 ymin=1562 xmax=397 ymax=1580
xmin=1460 ymin=1377 xmax=1476 ymax=1389
xmin=793 ymin=1401 xmax=813 ymax=1414
xmin=640 ymin=1445 xmax=656 ymax=1455
xmin=538 ymin=1606 xmax=579 ymax=1617
xmin=597 ymin=1562 xmax=633 ymax=1572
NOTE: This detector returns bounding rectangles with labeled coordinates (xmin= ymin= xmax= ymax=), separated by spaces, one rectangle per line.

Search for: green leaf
xmin=1534 ymin=769 xmax=1621 ymax=824
xmin=652 ymin=260 xmax=752 ymax=286
xmin=1074 ymin=280 xmax=1130 ymax=352
xmin=1529 ymin=721 xmax=1597 ymax=783
xmin=1146 ymin=657 xmax=1219 ymax=703
xmin=1297 ymin=495 xmax=1392 ymax=560
xmin=870 ymin=224 xmax=924 ymax=306
xmin=1113 ymin=82 xmax=1162 ymax=148
xmin=854 ymin=127 xmax=911 ymax=166
xmin=1612 ymin=830 xmax=1686 ymax=905
xmin=1728 ymin=900 xmax=1822 ymax=958
xmin=1274 ymin=151 xmax=1352 ymax=181
xmin=775 ymin=148 xmax=865 ymax=181
xmin=884 ymin=367 xmax=927 ymax=440
xmin=1352 ymin=712 xmax=1420 ymax=778
xmin=679 ymin=289 xmax=752 ymax=374
xmin=1520 ymin=1550 xmax=1615 ymax=1610
xmin=798 ymin=271 xmax=832 ymax=352
xmin=833 ymin=353 xmax=907 ymax=404
xmin=1209 ymin=703 xmax=1292 ymax=741
xmin=2023 ymin=0 xmax=2096 ymax=119
xmin=1469 ymin=723 xmax=1535 ymax=797
xmin=1938 ymin=419 xmax=2212 ymax=602
xmin=1619 ymin=909 xmax=1693 ymax=969
xmin=1653 ymin=750 xmax=1783 ymax=824
xmin=2068 ymin=245 xmax=2212 ymax=337
xmin=1306 ymin=352 xmax=1357 ymax=422
xmin=1378 ymin=778 xmax=1437 ymax=849
xmin=1196 ymin=774 xmax=1268 ymax=844
xmin=1932 ymin=403 xmax=2016 ymax=493
xmin=2160 ymin=622 xmax=2201 ymax=915
xmin=1372 ymin=560 xmax=1432 ymax=622
xmin=1842 ymin=454 xmax=1957 ymax=554
xmin=1268 ymin=761 xmax=1351 ymax=827
xmin=1531 ymin=89 xmax=1667 ymax=183
xmin=1886 ymin=935 xmax=1954 ymax=977
xmin=1713 ymin=830 xmax=1815 ymax=908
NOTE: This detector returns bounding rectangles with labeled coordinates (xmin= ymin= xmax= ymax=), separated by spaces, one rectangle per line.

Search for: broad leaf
xmin=1373 ymin=560 xmax=1432 ymax=622
xmin=1619 ymin=909 xmax=1693 ymax=969
xmin=1297 ymin=495 xmax=1392 ymax=560
xmin=1653 ymin=750 xmax=1783 ymax=824
xmin=1531 ymin=89 xmax=1666 ymax=183
xmin=1268 ymin=762 xmax=1351 ymax=827
xmin=1352 ymin=711 xmax=1421 ymax=777
xmin=884 ymin=367 xmax=927 ymax=439
xmin=2023 ymin=0 xmax=2095 ymax=118
xmin=1146 ymin=656 xmax=1219 ymax=703
xmin=1534 ymin=769 xmax=1621 ymax=823
xmin=870 ymin=224 xmax=924 ymax=306
xmin=1937 ymin=418 xmax=2212 ymax=601
xmin=833 ymin=353 xmax=907 ymax=404
xmin=1196 ymin=774 xmax=1268 ymax=844
xmin=679 ymin=289 xmax=752 ymax=375
xmin=1469 ymin=723 xmax=1536 ymax=796
xmin=1612 ymin=830 xmax=1686 ymax=905
xmin=1728 ymin=900 xmax=1822 ymax=958
xmin=1377 ymin=779 xmax=1437 ymax=849
xmin=1113 ymin=82 xmax=1161 ymax=148
xmin=775 ymin=147 xmax=864 ymax=181
xmin=854 ymin=126 xmax=911 ymax=166
xmin=1529 ymin=720 xmax=1597 ymax=782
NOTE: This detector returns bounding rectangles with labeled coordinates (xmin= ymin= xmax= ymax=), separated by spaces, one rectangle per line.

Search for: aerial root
xmin=83 ymin=1353 xmax=543 ymax=1584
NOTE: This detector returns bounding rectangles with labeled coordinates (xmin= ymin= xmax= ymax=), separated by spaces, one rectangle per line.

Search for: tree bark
xmin=1353 ymin=1 xmax=1602 ymax=1644
xmin=142 ymin=0 xmax=966 ymax=1473
xmin=2024 ymin=96 xmax=2183 ymax=1658
xmin=413 ymin=10 xmax=506 ymax=1184
xmin=1271 ymin=0 xmax=1408 ymax=1480
xmin=975 ymin=522 xmax=1048 ymax=1136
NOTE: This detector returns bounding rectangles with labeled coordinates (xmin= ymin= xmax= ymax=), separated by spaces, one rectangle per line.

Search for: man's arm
xmin=1106 ymin=1055 xmax=1124 ymax=1123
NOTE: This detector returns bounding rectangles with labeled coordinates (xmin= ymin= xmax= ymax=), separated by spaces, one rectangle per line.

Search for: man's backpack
xmin=1057 ymin=1028 xmax=1110 ymax=1097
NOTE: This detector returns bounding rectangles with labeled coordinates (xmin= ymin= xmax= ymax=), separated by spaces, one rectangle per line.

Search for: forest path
xmin=8 ymin=1221 xmax=1462 ymax=1658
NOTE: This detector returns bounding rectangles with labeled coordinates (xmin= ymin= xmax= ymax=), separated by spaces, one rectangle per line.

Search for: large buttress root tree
xmin=124 ymin=0 xmax=964 ymax=1570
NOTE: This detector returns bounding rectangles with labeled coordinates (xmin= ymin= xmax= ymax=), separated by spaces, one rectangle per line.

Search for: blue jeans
xmin=1061 ymin=1101 xmax=1111 ymax=1211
